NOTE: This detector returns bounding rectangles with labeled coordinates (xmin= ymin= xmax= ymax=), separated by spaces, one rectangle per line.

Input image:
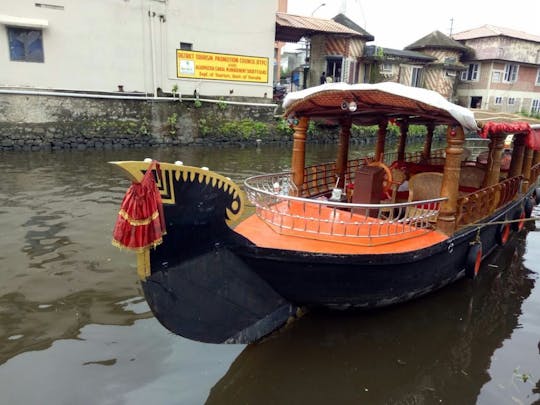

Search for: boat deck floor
xmin=234 ymin=213 xmax=448 ymax=255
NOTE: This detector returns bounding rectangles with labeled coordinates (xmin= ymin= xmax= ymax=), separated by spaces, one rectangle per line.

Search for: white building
xmin=0 ymin=0 xmax=277 ymax=98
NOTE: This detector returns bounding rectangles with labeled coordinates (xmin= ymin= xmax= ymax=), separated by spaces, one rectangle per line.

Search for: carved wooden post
xmin=423 ymin=123 xmax=435 ymax=160
xmin=508 ymin=134 xmax=525 ymax=178
xmin=437 ymin=125 xmax=464 ymax=235
xmin=533 ymin=150 xmax=540 ymax=167
xmin=397 ymin=120 xmax=409 ymax=162
xmin=335 ymin=118 xmax=352 ymax=189
xmin=483 ymin=133 xmax=505 ymax=188
xmin=290 ymin=116 xmax=309 ymax=196
xmin=522 ymin=147 xmax=533 ymax=192
xmin=374 ymin=119 xmax=388 ymax=162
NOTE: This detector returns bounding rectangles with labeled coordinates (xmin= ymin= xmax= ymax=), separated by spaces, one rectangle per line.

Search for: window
xmin=411 ymin=66 xmax=422 ymax=87
xmin=461 ymin=63 xmax=479 ymax=81
xmin=494 ymin=97 xmax=503 ymax=105
xmin=532 ymin=99 xmax=540 ymax=114
xmin=503 ymin=64 xmax=518 ymax=83
xmin=7 ymin=26 xmax=44 ymax=62
xmin=492 ymin=71 xmax=502 ymax=83
xmin=381 ymin=63 xmax=392 ymax=72
xmin=507 ymin=97 xmax=515 ymax=105
xmin=326 ymin=57 xmax=343 ymax=82
xmin=179 ymin=42 xmax=192 ymax=51
xmin=536 ymin=69 xmax=540 ymax=86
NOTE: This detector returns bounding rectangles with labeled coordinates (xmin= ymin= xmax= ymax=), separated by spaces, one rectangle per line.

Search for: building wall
xmin=0 ymin=0 xmax=276 ymax=98
xmin=455 ymin=35 xmax=540 ymax=111
xmin=465 ymin=37 xmax=540 ymax=65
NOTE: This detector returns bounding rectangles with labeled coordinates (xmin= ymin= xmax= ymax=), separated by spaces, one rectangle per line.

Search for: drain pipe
xmin=148 ymin=6 xmax=158 ymax=97
xmin=0 ymin=88 xmax=279 ymax=107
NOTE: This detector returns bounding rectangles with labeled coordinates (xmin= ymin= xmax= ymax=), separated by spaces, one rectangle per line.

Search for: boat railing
xmin=244 ymin=172 xmax=447 ymax=244
xmin=301 ymin=149 xmax=446 ymax=198
xmin=455 ymin=175 xmax=522 ymax=227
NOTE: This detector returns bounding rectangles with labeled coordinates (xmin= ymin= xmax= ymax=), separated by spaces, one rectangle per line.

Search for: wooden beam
xmin=291 ymin=116 xmax=309 ymax=195
xmin=374 ymin=119 xmax=388 ymax=162
xmin=437 ymin=125 xmax=464 ymax=235
xmin=397 ymin=120 xmax=409 ymax=162
xmin=335 ymin=118 xmax=352 ymax=189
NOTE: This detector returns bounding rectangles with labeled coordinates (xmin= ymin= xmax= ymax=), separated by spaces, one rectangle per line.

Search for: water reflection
xmin=0 ymin=145 xmax=539 ymax=405
xmin=207 ymin=233 xmax=537 ymax=405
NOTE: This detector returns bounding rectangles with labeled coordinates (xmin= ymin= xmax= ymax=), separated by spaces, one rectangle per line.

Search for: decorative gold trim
xmin=110 ymin=161 xmax=245 ymax=223
xmin=111 ymin=237 xmax=163 ymax=252
xmin=136 ymin=249 xmax=151 ymax=280
xmin=118 ymin=209 xmax=159 ymax=226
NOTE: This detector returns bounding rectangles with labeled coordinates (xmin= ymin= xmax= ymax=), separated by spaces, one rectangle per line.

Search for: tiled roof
xmin=406 ymin=31 xmax=468 ymax=51
xmin=364 ymin=45 xmax=436 ymax=62
xmin=332 ymin=13 xmax=374 ymax=41
xmin=452 ymin=25 xmax=540 ymax=43
xmin=276 ymin=12 xmax=365 ymax=42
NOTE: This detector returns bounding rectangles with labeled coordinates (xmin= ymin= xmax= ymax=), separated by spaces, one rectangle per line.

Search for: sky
xmin=286 ymin=0 xmax=540 ymax=50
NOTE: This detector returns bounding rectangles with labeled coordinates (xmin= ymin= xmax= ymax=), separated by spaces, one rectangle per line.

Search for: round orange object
xmin=368 ymin=161 xmax=393 ymax=195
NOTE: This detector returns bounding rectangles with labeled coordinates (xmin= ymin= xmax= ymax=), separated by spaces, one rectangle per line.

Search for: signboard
xmin=176 ymin=50 xmax=269 ymax=83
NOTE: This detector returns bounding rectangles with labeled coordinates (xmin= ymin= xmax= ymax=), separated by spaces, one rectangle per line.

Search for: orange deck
xmin=234 ymin=211 xmax=448 ymax=255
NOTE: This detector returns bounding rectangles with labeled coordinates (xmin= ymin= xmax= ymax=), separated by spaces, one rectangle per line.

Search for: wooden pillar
xmin=437 ymin=125 xmax=465 ymax=235
xmin=521 ymin=147 xmax=534 ymax=192
xmin=397 ymin=120 xmax=409 ymax=162
xmin=533 ymin=150 xmax=540 ymax=166
xmin=508 ymin=134 xmax=525 ymax=178
xmin=422 ymin=123 xmax=435 ymax=160
xmin=290 ymin=116 xmax=309 ymax=196
xmin=335 ymin=118 xmax=352 ymax=189
xmin=374 ymin=119 xmax=388 ymax=162
xmin=483 ymin=134 xmax=505 ymax=187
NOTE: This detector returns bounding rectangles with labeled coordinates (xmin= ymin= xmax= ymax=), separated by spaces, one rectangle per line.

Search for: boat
xmin=111 ymin=82 xmax=540 ymax=344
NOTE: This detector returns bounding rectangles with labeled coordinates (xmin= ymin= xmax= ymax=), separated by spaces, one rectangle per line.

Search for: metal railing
xmin=244 ymin=172 xmax=446 ymax=245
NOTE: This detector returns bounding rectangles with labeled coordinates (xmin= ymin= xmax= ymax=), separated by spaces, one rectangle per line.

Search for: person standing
xmin=320 ymin=71 xmax=326 ymax=85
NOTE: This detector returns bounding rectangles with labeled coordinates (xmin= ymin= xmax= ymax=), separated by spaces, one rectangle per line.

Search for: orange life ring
xmin=496 ymin=222 xmax=510 ymax=246
xmin=466 ymin=242 xmax=482 ymax=279
xmin=512 ymin=208 xmax=525 ymax=231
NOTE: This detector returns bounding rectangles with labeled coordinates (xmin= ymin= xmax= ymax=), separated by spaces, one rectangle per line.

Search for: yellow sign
xmin=176 ymin=50 xmax=269 ymax=83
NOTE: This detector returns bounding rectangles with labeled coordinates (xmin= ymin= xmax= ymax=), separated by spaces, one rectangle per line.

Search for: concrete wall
xmin=0 ymin=0 xmax=276 ymax=98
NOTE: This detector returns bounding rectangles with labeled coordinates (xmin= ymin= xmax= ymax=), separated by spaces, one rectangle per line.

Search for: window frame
xmin=461 ymin=63 xmax=479 ymax=81
xmin=494 ymin=96 xmax=503 ymax=105
xmin=411 ymin=66 xmax=422 ymax=87
xmin=381 ymin=62 xmax=392 ymax=73
xmin=6 ymin=25 xmax=44 ymax=63
xmin=503 ymin=63 xmax=519 ymax=83
xmin=536 ymin=68 xmax=540 ymax=86
xmin=532 ymin=99 xmax=540 ymax=114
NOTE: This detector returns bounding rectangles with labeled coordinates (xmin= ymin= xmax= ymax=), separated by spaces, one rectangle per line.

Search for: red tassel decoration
xmin=112 ymin=161 xmax=166 ymax=252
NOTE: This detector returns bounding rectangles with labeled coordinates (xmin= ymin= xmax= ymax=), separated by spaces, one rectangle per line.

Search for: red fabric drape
xmin=479 ymin=121 xmax=540 ymax=150
xmin=112 ymin=161 xmax=166 ymax=251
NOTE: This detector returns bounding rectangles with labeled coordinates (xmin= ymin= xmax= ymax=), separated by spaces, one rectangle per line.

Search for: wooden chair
xmin=459 ymin=166 xmax=485 ymax=192
xmin=379 ymin=167 xmax=407 ymax=219
xmin=406 ymin=172 xmax=444 ymax=222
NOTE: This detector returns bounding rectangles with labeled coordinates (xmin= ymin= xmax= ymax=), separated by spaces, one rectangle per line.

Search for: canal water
xmin=0 ymin=144 xmax=539 ymax=405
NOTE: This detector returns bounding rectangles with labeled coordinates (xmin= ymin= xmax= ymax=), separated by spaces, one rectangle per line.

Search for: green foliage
xmin=198 ymin=118 xmax=211 ymax=137
xmin=198 ymin=118 xmax=270 ymax=140
xmin=275 ymin=118 xmax=293 ymax=136
xmin=171 ymin=84 xmax=179 ymax=95
xmin=217 ymin=98 xmax=227 ymax=110
xmin=167 ymin=112 xmax=178 ymax=135
xmin=139 ymin=117 xmax=149 ymax=135
xmin=194 ymin=99 xmax=202 ymax=108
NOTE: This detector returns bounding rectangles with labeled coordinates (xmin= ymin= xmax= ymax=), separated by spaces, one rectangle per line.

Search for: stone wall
xmin=0 ymin=93 xmax=445 ymax=152
xmin=0 ymin=93 xmax=280 ymax=151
